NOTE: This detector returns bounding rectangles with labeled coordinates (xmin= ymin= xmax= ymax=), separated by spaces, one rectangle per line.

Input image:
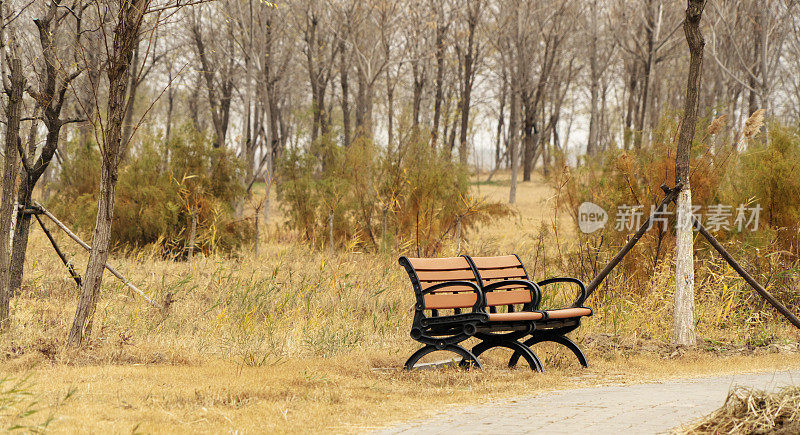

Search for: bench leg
xmin=472 ymin=340 xmax=543 ymax=372
xmin=404 ymin=344 xmax=483 ymax=370
xmin=510 ymin=334 xmax=588 ymax=368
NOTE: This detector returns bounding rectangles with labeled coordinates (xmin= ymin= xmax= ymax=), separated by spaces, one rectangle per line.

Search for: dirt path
xmin=378 ymin=369 xmax=799 ymax=434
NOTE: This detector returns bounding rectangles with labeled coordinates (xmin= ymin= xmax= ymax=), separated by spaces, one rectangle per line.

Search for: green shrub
xmin=278 ymin=129 xmax=509 ymax=254
xmin=48 ymin=124 xmax=252 ymax=257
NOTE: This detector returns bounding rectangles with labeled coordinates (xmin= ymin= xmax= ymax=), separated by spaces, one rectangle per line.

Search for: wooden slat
xmin=476 ymin=266 xmax=527 ymax=280
xmin=420 ymin=282 xmax=477 ymax=292
xmin=415 ymin=269 xmax=476 ymax=282
xmin=487 ymin=311 xmax=543 ymax=321
xmin=470 ymin=255 xmax=521 ymax=269
xmin=545 ymin=307 xmax=592 ymax=319
xmin=480 ymin=279 xmax=527 ymax=290
xmin=424 ymin=292 xmax=478 ymax=310
xmin=407 ymin=257 xmax=471 ymax=270
xmin=485 ymin=289 xmax=532 ymax=306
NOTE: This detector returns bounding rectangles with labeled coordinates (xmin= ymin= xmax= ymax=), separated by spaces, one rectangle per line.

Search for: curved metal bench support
xmin=404 ymin=344 xmax=483 ymax=370
xmin=509 ymin=333 xmax=588 ymax=368
xmin=472 ymin=340 xmax=543 ymax=372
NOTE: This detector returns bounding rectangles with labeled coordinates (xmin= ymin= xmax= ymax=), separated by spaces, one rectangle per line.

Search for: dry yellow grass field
xmin=2 ymin=172 xmax=799 ymax=432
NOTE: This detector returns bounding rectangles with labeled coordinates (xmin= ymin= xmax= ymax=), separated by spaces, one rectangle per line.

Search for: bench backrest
xmin=466 ymin=255 xmax=533 ymax=307
xmin=399 ymin=256 xmax=480 ymax=311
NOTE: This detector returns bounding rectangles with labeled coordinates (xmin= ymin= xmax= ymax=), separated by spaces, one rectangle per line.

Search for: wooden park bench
xmin=465 ymin=255 xmax=593 ymax=368
xmin=398 ymin=255 xmax=592 ymax=371
xmin=399 ymin=256 xmax=545 ymax=371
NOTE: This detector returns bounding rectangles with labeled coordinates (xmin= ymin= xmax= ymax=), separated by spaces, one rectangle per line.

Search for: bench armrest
xmin=537 ymin=277 xmax=587 ymax=308
xmin=421 ymin=280 xmax=485 ymax=312
xmin=482 ymin=279 xmax=543 ymax=311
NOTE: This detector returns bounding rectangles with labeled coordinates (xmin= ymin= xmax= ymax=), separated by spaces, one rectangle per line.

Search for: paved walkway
xmin=378 ymin=370 xmax=800 ymax=434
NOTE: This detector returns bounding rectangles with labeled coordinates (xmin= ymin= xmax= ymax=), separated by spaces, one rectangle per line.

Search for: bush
xmin=555 ymin=112 xmax=800 ymax=309
xmin=278 ymin=129 xmax=509 ymax=255
xmin=723 ymin=125 xmax=800 ymax=255
xmin=556 ymin=110 xmax=729 ymax=290
xmin=48 ymin=124 xmax=252 ymax=257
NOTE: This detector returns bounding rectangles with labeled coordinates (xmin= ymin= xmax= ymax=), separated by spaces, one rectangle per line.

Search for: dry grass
xmin=2 ymin=172 xmax=799 ymax=432
xmin=5 ymin=353 xmax=800 ymax=433
xmin=682 ymin=386 xmax=800 ymax=434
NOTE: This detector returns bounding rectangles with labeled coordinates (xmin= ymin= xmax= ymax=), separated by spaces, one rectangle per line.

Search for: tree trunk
xmin=68 ymin=0 xmax=151 ymax=346
xmin=339 ymin=39 xmax=351 ymax=147
xmin=624 ymin=60 xmax=639 ymax=150
xmin=458 ymin=8 xmax=477 ymax=165
xmin=386 ymin=72 xmax=395 ymax=150
xmin=354 ymin=67 xmax=373 ymax=140
xmin=8 ymin=168 xmax=32 ymax=297
xmin=165 ymin=69 xmax=175 ymax=144
xmin=430 ymin=22 xmax=446 ymax=149
xmin=186 ymin=209 xmax=198 ymax=261
xmin=411 ymin=61 xmax=423 ymax=132
xmin=0 ymin=58 xmax=24 ymax=327
xmin=674 ymin=0 xmax=707 ymax=347
xmin=634 ymin=0 xmax=660 ymax=150
xmin=253 ymin=208 xmax=259 ymax=258
xmin=121 ymin=40 xmax=140 ymax=154
xmin=586 ymin=0 xmax=600 ymax=157
xmin=328 ymin=211 xmax=334 ymax=257
xmin=68 ymin=164 xmax=117 ymax=344
xmin=495 ymin=77 xmax=507 ymax=170
xmin=509 ymin=78 xmax=520 ymax=204
xmin=263 ymin=159 xmax=272 ymax=227
xmin=191 ymin=18 xmax=231 ymax=148
xmin=521 ymin=96 xmax=537 ymax=181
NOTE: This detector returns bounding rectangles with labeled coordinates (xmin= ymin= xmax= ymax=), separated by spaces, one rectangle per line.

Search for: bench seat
xmin=487 ymin=311 xmax=544 ymax=322
xmin=544 ymin=307 xmax=592 ymax=319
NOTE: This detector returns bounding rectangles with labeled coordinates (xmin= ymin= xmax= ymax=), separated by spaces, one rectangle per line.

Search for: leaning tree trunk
xmin=0 ymin=58 xmax=24 ymax=327
xmin=674 ymin=0 xmax=707 ymax=347
xmin=68 ymin=0 xmax=151 ymax=346
xmin=68 ymin=164 xmax=117 ymax=344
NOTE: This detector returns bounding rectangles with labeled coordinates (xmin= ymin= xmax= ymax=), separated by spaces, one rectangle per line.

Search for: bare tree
xmin=190 ymin=6 xmax=234 ymax=148
xmin=708 ymin=1 xmax=795 ymax=120
xmin=429 ymin=0 xmax=450 ymax=149
xmin=585 ymin=0 xmax=616 ymax=156
xmin=293 ymin=0 xmax=339 ymax=143
xmin=68 ymin=0 xmax=154 ymax=346
xmin=615 ymin=0 xmax=682 ymax=149
xmin=519 ymin=1 xmax=572 ymax=181
xmin=0 ymin=52 xmax=24 ymax=327
xmin=252 ymin=0 xmax=292 ymax=225
xmin=674 ymin=0 xmax=707 ymax=347
xmin=8 ymin=1 xmax=84 ymax=297
xmin=454 ymin=0 xmax=484 ymax=165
